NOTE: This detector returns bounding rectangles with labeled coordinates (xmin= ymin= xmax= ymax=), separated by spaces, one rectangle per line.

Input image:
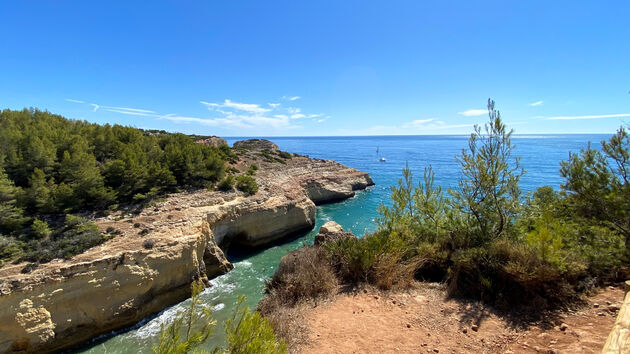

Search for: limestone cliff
xmin=0 ymin=140 xmax=373 ymax=353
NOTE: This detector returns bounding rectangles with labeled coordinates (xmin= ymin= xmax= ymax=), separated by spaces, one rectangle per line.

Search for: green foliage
xmin=222 ymin=295 xmax=287 ymax=354
xmin=325 ymin=230 xmax=418 ymax=289
xmin=246 ymin=164 xmax=259 ymax=176
xmin=30 ymin=219 xmax=52 ymax=240
xmin=560 ymin=125 xmax=630 ymax=256
xmin=154 ymin=287 xmax=285 ymax=354
xmin=235 ymin=175 xmax=258 ymax=195
xmin=0 ymin=108 xmax=228 ymax=265
xmin=21 ymin=215 xmax=106 ymax=262
xmin=448 ymin=99 xmax=523 ymax=245
xmin=217 ymin=175 xmax=235 ymax=192
xmin=377 ymin=164 xmax=448 ymax=243
xmin=0 ymin=167 xmax=27 ymax=235
xmin=277 ymin=151 xmax=292 ymax=159
xmin=153 ymin=281 xmax=215 ymax=354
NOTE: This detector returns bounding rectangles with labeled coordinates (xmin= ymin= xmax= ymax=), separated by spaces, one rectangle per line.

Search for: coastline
xmin=0 ymin=141 xmax=373 ymax=353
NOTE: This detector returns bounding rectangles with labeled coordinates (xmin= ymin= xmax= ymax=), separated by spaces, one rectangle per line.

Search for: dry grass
xmin=261 ymin=247 xmax=337 ymax=307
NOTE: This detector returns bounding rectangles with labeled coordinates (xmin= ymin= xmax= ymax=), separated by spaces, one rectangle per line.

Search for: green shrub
xmin=153 ymin=281 xmax=215 ymax=354
xmin=223 ymin=295 xmax=287 ymax=354
xmin=247 ymin=164 xmax=259 ymax=176
xmin=235 ymin=175 xmax=258 ymax=195
xmin=217 ymin=175 xmax=235 ymax=192
xmin=21 ymin=215 xmax=106 ymax=263
xmin=325 ymin=230 xmax=419 ymax=289
xmin=277 ymin=151 xmax=292 ymax=159
xmin=154 ymin=286 xmax=285 ymax=354
xmin=30 ymin=219 xmax=51 ymax=240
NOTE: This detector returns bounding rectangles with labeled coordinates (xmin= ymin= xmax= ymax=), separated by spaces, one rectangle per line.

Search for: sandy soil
xmin=293 ymin=283 xmax=624 ymax=354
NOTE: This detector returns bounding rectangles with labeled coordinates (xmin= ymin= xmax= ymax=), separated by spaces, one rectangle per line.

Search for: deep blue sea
xmin=81 ymin=134 xmax=610 ymax=353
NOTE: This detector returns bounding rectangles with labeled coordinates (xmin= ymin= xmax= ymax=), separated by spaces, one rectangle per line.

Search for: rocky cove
xmin=0 ymin=140 xmax=374 ymax=353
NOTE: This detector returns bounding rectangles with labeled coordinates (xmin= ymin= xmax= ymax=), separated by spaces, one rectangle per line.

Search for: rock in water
xmin=314 ymin=221 xmax=356 ymax=246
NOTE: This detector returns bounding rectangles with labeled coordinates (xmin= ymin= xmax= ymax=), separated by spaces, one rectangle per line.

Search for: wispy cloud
xmin=201 ymin=99 xmax=270 ymax=114
xmin=282 ymin=95 xmax=301 ymax=101
xmin=340 ymin=118 xmax=477 ymax=135
xmin=530 ymin=100 xmax=543 ymax=106
xmin=65 ymin=97 xmax=327 ymax=133
xmin=546 ymin=113 xmax=630 ymax=120
xmin=101 ymin=106 xmax=155 ymax=114
xmin=458 ymin=109 xmax=487 ymax=117
xmin=200 ymin=98 xmax=326 ymax=129
xmin=65 ymin=98 xmax=84 ymax=104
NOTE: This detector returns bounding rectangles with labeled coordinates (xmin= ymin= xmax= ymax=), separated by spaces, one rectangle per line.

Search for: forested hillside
xmin=0 ymin=108 xmax=230 ymax=265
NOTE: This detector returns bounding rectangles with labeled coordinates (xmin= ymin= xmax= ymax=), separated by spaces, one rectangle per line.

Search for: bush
xmin=29 ymin=219 xmax=51 ymax=240
xmin=325 ymin=230 xmax=419 ymax=289
xmin=262 ymin=247 xmax=337 ymax=307
xmin=217 ymin=175 xmax=235 ymax=192
xmin=20 ymin=215 xmax=107 ymax=263
xmin=235 ymin=175 xmax=258 ymax=195
xmin=247 ymin=164 xmax=259 ymax=176
xmin=154 ymin=284 xmax=285 ymax=354
xmin=153 ymin=281 xmax=215 ymax=354
xmin=143 ymin=238 xmax=155 ymax=249
xmin=277 ymin=151 xmax=292 ymax=159
xmin=224 ymin=295 xmax=287 ymax=354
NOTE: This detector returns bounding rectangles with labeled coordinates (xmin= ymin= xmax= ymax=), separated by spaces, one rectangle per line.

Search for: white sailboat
xmin=377 ymin=146 xmax=386 ymax=162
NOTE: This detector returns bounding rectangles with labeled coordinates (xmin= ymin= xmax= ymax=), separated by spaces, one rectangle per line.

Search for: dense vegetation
xmin=264 ymin=99 xmax=629 ymax=317
xmin=0 ymin=108 xmax=230 ymax=266
xmin=154 ymin=282 xmax=286 ymax=354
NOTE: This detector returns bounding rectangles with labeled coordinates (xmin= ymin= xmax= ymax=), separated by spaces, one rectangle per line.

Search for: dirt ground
xmin=290 ymin=283 xmax=624 ymax=354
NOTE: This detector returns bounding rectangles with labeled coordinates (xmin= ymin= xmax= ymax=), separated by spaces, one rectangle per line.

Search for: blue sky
xmin=1 ymin=1 xmax=629 ymax=136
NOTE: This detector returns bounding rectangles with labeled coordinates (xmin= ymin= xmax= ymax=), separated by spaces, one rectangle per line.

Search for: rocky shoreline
xmin=0 ymin=140 xmax=373 ymax=353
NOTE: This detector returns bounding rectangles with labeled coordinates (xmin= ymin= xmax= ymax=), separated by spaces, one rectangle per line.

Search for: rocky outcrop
xmin=233 ymin=139 xmax=279 ymax=151
xmin=314 ymin=221 xmax=356 ymax=246
xmin=0 ymin=141 xmax=373 ymax=353
xmin=196 ymin=136 xmax=228 ymax=147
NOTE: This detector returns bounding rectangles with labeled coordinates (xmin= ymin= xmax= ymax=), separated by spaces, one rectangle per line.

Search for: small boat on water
xmin=377 ymin=146 xmax=386 ymax=162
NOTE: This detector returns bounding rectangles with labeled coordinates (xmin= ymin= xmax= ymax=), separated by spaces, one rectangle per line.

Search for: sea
xmin=77 ymin=134 xmax=610 ymax=353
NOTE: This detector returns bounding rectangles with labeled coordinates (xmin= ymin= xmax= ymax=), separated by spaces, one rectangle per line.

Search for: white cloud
xmin=530 ymin=100 xmax=543 ymax=106
xmin=458 ymin=109 xmax=487 ymax=117
xmin=65 ymin=98 xmax=84 ymax=103
xmin=201 ymin=99 xmax=270 ymax=114
xmin=66 ymin=97 xmax=327 ymax=133
xmin=547 ymin=113 xmax=630 ymax=120
xmin=339 ymin=118 xmax=477 ymax=135
xmin=101 ymin=106 xmax=155 ymax=114
xmin=282 ymin=96 xmax=301 ymax=101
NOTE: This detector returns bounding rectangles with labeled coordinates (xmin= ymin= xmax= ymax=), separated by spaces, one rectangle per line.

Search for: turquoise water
xmin=79 ymin=134 xmax=609 ymax=353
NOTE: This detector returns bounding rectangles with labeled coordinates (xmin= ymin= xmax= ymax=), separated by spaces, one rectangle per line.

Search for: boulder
xmin=314 ymin=221 xmax=356 ymax=246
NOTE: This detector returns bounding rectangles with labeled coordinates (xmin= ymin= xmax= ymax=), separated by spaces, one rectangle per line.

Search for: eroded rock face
xmin=314 ymin=221 xmax=357 ymax=246
xmin=0 ymin=144 xmax=373 ymax=353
